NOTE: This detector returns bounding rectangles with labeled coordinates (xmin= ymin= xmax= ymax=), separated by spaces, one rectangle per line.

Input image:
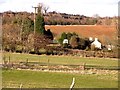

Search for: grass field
xmin=2 ymin=69 xmax=118 ymax=88
xmin=3 ymin=52 xmax=118 ymax=68
xmin=2 ymin=52 xmax=118 ymax=88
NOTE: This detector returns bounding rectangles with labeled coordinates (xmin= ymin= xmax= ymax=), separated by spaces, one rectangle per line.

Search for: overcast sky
xmin=0 ymin=0 xmax=119 ymax=17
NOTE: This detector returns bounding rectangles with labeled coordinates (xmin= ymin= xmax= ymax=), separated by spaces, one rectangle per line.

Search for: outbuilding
xmin=63 ymin=39 xmax=69 ymax=44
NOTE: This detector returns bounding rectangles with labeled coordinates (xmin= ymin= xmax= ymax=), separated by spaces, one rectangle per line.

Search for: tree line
xmin=3 ymin=4 xmax=53 ymax=54
xmin=2 ymin=11 xmax=117 ymax=25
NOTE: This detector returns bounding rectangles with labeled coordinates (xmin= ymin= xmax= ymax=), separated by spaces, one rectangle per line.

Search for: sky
xmin=0 ymin=0 xmax=119 ymax=17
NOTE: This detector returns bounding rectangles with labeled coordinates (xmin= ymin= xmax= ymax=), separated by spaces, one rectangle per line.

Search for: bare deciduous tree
xmin=43 ymin=5 xmax=49 ymax=14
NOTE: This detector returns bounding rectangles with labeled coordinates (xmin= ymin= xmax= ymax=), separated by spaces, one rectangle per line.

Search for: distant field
xmin=45 ymin=25 xmax=117 ymax=43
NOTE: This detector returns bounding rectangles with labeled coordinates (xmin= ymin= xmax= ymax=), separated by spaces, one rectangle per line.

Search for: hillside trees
xmin=22 ymin=17 xmax=34 ymax=40
xmin=30 ymin=3 xmax=53 ymax=53
xmin=22 ymin=17 xmax=34 ymax=33
xmin=2 ymin=4 xmax=54 ymax=53
xmin=3 ymin=24 xmax=21 ymax=52
xmin=3 ymin=17 xmax=34 ymax=52
xmin=2 ymin=11 xmax=118 ymax=26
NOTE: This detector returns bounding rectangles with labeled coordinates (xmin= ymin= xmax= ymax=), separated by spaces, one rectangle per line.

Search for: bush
xmin=46 ymin=50 xmax=53 ymax=55
xmin=38 ymin=48 xmax=47 ymax=54
xmin=63 ymin=43 xmax=68 ymax=48
xmin=78 ymin=38 xmax=91 ymax=50
xmin=69 ymin=36 xmax=79 ymax=49
xmin=58 ymin=32 xmax=67 ymax=44
xmin=52 ymin=51 xmax=58 ymax=55
xmin=45 ymin=29 xmax=53 ymax=40
xmin=3 ymin=45 xmax=10 ymax=52
xmin=16 ymin=45 xmax=22 ymax=53
xmin=29 ymin=48 xmax=35 ymax=54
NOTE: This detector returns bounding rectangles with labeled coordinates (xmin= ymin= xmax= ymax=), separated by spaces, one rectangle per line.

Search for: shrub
xmin=29 ymin=48 xmax=35 ymax=54
xmin=46 ymin=50 xmax=53 ymax=55
xmin=45 ymin=29 xmax=53 ymax=40
xmin=38 ymin=48 xmax=47 ymax=54
xmin=15 ymin=45 xmax=22 ymax=53
xmin=78 ymin=38 xmax=91 ymax=50
xmin=63 ymin=43 xmax=68 ymax=48
xmin=58 ymin=32 xmax=67 ymax=44
xmin=69 ymin=36 xmax=79 ymax=49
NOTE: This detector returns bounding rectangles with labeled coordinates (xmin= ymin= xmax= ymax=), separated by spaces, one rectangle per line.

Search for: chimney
xmin=95 ymin=38 xmax=98 ymax=41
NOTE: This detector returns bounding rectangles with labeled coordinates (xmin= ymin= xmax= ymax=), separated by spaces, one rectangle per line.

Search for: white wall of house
xmin=91 ymin=38 xmax=102 ymax=49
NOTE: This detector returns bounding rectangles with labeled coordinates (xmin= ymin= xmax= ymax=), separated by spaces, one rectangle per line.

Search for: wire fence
xmin=2 ymin=56 xmax=119 ymax=71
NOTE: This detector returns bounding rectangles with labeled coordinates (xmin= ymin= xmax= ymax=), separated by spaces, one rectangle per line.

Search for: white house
xmin=91 ymin=38 xmax=102 ymax=49
xmin=63 ymin=39 xmax=69 ymax=44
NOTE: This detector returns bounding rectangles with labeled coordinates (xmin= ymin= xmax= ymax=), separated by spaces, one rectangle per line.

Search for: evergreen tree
xmin=35 ymin=6 xmax=45 ymax=34
xmin=22 ymin=17 xmax=34 ymax=33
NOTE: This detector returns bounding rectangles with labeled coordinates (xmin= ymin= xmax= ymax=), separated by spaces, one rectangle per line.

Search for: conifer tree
xmin=35 ymin=5 xmax=45 ymax=34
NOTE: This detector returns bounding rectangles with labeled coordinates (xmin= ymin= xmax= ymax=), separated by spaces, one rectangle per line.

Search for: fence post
xmin=8 ymin=56 xmax=10 ymax=64
xmin=19 ymin=83 xmax=23 ymax=90
xmin=47 ymin=59 xmax=50 ymax=66
xmin=3 ymin=55 xmax=6 ymax=65
xmin=48 ymin=59 xmax=49 ymax=63
xmin=69 ymin=77 xmax=75 ymax=90
xmin=83 ymin=63 xmax=86 ymax=70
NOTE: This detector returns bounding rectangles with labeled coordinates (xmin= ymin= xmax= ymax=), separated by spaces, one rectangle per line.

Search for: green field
xmin=3 ymin=52 xmax=118 ymax=67
xmin=2 ymin=52 xmax=118 ymax=88
xmin=2 ymin=69 xmax=118 ymax=88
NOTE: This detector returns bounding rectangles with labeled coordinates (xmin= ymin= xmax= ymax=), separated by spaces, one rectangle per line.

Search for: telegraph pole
xmin=32 ymin=6 xmax=38 ymax=52
xmin=32 ymin=3 xmax=43 ymax=34
xmin=32 ymin=6 xmax=38 ymax=34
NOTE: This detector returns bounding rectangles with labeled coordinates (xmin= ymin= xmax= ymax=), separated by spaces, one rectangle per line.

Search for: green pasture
xmin=2 ymin=69 xmax=118 ymax=88
xmin=2 ymin=52 xmax=118 ymax=88
xmin=3 ymin=52 xmax=118 ymax=69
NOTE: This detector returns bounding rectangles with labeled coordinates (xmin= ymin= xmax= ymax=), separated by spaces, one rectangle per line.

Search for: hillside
xmin=1 ymin=11 xmax=118 ymax=45
xmin=45 ymin=25 xmax=117 ymax=44
xmin=2 ymin=11 xmax=118 ymax=25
